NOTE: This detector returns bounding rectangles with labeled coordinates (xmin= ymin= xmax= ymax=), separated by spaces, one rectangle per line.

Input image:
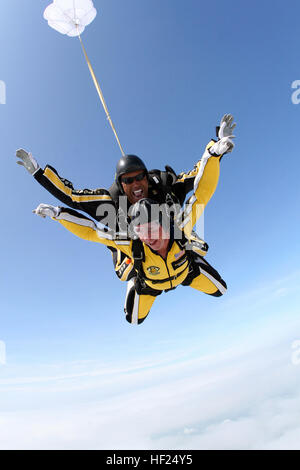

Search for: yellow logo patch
xmin=147 ymin=266 xmax=160 ymax=275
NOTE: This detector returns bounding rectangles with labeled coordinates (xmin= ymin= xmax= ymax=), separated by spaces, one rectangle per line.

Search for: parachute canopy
xmin=44 ymin=0 xmax=97 ymax=37
xmin=43 ymin=0 xmax=125 ymax=155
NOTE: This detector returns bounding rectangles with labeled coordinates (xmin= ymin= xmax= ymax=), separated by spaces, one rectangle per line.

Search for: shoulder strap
xmin=108 ymin=181 xmax=122 ymax=204
xmin=148 ymin=166 xmax=181 ymax=205
xmin=131 ymin=238 xmax=145 ymax=278
xmin=164 ymin=165 xmax=178 ymax=185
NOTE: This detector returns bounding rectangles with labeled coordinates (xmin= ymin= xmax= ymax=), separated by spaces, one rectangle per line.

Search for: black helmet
xmin=129 ymin=198 xmax=170 ymax=229
xmin=130 ymin=198 xmax=157 ymax=224
xmin=115 ymin=154 xmax=148 ymax=188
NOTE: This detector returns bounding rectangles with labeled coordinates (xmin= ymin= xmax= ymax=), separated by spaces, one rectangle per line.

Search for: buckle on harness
xmin=133 ymin=253 xmax=144 ymax=260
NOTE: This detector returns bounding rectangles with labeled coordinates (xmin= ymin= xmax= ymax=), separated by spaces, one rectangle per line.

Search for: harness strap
xmin=146 ymin=267 xmax=188 ymax=285
xmin=131 ymin=238 xmax=145 ymax=279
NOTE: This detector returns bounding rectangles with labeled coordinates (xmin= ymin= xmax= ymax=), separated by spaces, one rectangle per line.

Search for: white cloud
xmin=1 ymin=271 xmax=299 ymax=449
xmin=0 ymin=325 xmax=300 ymax=450
xmin=222 ymin=271 xmax=300 ymax=315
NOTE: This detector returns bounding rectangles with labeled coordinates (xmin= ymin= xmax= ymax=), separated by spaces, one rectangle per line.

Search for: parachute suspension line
xmin=77 ymin=31 xmax=125 ymax=157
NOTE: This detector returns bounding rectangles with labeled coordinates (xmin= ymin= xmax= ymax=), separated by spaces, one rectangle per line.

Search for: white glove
xmin=16 ymin=149 xmax=40 ymax=175
xmin=33 ymin=203 xmax=60 ymax=219
xmin=218 ymin=114 xmax=236 ymax=140
xmin=209 ymin=136 xmax=235 ymax=155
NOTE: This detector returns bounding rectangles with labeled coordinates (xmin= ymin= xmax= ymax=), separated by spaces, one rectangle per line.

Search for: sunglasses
xmin=121 ymin=171 xmax=147 ymax=185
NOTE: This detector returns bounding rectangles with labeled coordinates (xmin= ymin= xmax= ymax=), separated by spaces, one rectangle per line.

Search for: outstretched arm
xmin=173 ymin=114 xmax=236 ymax=199
xmin=16 ymin=149 xmax=114 ymax=223
xmin=177 ymin=114 xmax=236 ymax=238
xmin=33 ymin=204 xmax=132 ymax=257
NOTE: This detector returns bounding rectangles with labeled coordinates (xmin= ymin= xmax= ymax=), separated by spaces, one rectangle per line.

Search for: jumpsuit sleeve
xmin=172 ymin=140 xmax=217 ymax=199
xmin=33 ymin=165 xmax=115 ymax=223
xmin=53 ymin=207 xmax=133 ymax=258
xmin=177 ymin=140 xmax=224 ymax=238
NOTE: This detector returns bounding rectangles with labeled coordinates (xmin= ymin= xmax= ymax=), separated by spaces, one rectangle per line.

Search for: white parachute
xmin=43 ymin=0 xmax=125 ymax=155
xmin=44 ymin=0 xmax=97 ymax=37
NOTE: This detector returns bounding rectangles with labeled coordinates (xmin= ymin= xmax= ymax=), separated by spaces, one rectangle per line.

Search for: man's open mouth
xmin=132 ymin=189 xmax=144 ymax=199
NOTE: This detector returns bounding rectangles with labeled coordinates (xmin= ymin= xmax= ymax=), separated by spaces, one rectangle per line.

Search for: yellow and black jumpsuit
xmin=33 ymin=141 xmax=218 ymax=281
xmin=50 ymin=141 xmax=227 ymax=324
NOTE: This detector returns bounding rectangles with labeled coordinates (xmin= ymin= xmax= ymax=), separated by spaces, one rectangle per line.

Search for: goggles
xmin=121 ymin=170 xmax=147 ymax=185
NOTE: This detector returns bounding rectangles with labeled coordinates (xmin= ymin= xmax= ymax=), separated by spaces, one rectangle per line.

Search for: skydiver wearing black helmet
xmin=16 ymin=114 xmax=236 ymax=289
xmin=32 ymin=117 xmax=235 ymax=324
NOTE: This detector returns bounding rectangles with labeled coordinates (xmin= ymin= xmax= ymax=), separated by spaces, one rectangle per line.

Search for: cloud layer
xmin=1 ymin=324 xmax=300 ymax=449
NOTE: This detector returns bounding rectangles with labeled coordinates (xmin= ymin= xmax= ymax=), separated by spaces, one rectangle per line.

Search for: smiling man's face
xmin=133 ymin=221 xmax=170 ymax=252
xmin=120 ymin=170 xmax=149 ymax=204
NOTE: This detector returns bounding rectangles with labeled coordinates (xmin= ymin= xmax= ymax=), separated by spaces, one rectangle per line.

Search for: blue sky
xmin=1 ymin=0 xmax=300 ymax=449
